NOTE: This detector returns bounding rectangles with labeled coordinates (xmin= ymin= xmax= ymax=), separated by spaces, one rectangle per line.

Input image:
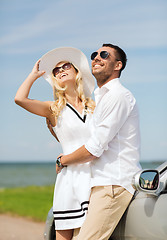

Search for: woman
xmin=15 ymin=47 xmax=95 ymax=240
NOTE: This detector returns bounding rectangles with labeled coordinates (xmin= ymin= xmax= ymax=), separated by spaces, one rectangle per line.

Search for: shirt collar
xmin=94 ymin=78 xmax=120 ymax=96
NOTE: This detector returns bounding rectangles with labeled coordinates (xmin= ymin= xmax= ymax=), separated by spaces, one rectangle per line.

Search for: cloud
xmin=0 ymin=0 xmax=167 ymax=55
xmin=0 ymin=10 xmax=64 ymax=46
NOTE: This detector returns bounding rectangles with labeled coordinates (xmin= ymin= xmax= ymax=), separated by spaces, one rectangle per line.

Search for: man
xmin=56 ymin=43 xmax=141 ymax=239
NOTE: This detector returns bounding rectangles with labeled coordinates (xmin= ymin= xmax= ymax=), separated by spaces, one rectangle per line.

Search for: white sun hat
xmin=39 ymin=47 xmax=95 ymax=97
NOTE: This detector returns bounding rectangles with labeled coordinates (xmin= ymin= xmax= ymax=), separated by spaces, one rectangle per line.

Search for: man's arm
xmin=61 ymin=145 xmax=96 ymax=166
xmin=60 ymin=94 xmax=129 ymax=167
xmin=58 ymin=91 xmax=134 ymax=169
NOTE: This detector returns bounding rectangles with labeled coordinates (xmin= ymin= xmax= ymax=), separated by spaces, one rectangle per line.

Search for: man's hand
xmin=56 ymin=154 xmax=64 ymax=174
xmin=56 ymin=164 xmax=64 ymax=174
xmin=46 ymin=118 xmax=59 ymax=141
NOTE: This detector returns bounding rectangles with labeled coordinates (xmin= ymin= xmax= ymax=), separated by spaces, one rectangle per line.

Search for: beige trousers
xmin=72 ymin=185 xmax=132 ymax=240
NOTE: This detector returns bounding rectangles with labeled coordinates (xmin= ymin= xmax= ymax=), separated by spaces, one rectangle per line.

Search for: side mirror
xmin=132 ymin=170 xmax=160 ymax=194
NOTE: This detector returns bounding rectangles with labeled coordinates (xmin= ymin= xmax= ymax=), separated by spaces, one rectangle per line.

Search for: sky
xmin=0 ymin=0 xmax=167 ymax=162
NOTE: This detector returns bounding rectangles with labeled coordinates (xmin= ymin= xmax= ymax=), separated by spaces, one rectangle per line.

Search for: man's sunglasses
xmin=52 ymin=62 xmax=72 ymax=77
xmin=91 ymin=51 xmax=121 ymax=63
xmin=91 ymin=51 xmax=110 ymax=60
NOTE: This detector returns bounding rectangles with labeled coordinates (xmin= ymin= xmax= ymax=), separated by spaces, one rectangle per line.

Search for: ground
xmin=0 ymin=214 xmax=45 ymax=240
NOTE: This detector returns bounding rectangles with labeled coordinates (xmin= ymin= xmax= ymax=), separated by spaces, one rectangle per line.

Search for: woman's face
xmin=53 ymin=61 xmax=77 ymax=88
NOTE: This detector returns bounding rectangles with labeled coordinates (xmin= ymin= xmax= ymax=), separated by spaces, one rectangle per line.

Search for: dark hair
xmin=102 ymin=43 xmax=127 ymax=75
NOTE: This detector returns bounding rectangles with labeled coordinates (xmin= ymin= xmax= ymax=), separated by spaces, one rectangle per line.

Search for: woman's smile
xmin=59 ymin=73 xmax=68 ymax=78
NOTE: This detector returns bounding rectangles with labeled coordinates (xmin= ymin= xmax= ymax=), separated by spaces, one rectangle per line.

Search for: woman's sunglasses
xmin=52 ymin=62 xmax=72 ymax=77
xmin=91 ymin=51 xmax=109 ymax=60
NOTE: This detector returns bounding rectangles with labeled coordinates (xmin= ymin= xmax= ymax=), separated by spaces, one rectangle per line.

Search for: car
xmin=44 ymin=161 xmax=167 ymax=240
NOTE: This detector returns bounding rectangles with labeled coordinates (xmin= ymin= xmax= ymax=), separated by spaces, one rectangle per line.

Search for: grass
xmin=0 ymin=185 xmax=54 ymax=222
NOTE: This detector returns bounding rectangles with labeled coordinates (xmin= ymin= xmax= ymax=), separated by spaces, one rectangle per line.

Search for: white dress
xmin=52 ymin=103 xmax=92 ymax=230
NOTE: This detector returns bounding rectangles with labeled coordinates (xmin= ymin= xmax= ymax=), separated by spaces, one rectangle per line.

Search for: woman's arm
xmin=15 ymin=59 xmax=54 ymax=123
xmin=46 ymin=118 xmax=59 ymax=142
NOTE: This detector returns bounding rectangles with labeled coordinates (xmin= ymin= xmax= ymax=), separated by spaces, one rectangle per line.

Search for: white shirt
xmin=85 ymin=78 xmax=141 ymax=194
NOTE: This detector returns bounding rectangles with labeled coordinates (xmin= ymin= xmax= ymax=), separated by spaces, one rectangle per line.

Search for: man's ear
xmin=115 ymin=61 xmax=123 ymax=71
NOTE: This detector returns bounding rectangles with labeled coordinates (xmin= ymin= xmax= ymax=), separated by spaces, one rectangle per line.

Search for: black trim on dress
xmin=66 ymin=103 xmax=87 ymax=123
xmin=54 ymin=213 xmax=86 ymax=220
xmin=53 ymin=201 xmax=89 ymax=220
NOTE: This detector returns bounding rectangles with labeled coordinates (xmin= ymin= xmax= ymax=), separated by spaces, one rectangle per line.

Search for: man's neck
xmin=97 ymin=76 xmax=119 ymax=88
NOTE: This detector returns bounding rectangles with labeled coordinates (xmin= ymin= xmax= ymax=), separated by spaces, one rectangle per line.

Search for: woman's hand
xmin=30 ymin=59 xmax=45 ymax=81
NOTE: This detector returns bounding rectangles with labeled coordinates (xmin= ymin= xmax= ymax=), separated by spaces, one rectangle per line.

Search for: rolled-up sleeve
xmin=85 ymin=91 xmax=135 ymax=157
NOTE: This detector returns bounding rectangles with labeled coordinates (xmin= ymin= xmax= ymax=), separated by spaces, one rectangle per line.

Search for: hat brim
xmin=39 ymin=47 xmax=95 ymax=97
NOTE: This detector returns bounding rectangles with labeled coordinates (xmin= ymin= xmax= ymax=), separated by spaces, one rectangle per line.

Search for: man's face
xmin=91 ymin=47 xmax=120 ymax=87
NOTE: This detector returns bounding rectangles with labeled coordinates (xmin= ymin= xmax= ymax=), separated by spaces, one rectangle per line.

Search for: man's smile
xmin=92 ymin=62 xmax=104 ymax=69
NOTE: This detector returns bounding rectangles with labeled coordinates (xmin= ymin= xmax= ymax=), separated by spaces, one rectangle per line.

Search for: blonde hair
xmin=50 ymin=64 xmax=95 ymax=119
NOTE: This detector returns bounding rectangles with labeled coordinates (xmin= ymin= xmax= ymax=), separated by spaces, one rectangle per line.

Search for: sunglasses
xmin=91 ymin=51 xmax=110 ymax=60
xmin=52 ymin=62 xmax=72 ymax=77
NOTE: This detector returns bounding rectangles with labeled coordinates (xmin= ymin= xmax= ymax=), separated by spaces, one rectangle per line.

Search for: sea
xmin=0 ymin=161 xmax=165 ymax=188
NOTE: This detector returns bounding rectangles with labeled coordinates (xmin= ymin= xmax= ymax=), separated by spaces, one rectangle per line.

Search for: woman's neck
xmin=66 ymin=94 xmax=81 ymax=107
xmin=65 ymin=91 xmax=84 ymax=114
